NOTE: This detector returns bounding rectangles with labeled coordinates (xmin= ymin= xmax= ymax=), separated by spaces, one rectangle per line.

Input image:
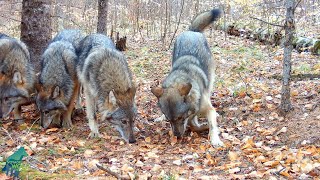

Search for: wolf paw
xmin=210 ymin=138 xmax=225 ymax=147
xmin=88 ymin=132 xmax=101 ymax=138
xmin=62 ymin=120 xmax=73 ymax=129
xmin=209 ymin=133 xmax=224 ymax=147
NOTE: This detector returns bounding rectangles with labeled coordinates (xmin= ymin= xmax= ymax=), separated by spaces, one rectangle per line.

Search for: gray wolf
xmin=151 ymin=9 xmax=224 ymax=146
xmin=0 ymin=34 xmax=35 ymax=120
xmin=36 ymin=29 xmax=84 ymax=128
xmin=77 ymin=34 xmax=137 ymax=143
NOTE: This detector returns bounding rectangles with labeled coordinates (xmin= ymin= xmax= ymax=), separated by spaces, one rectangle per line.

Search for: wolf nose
xmin=128 ymin=137 xmax=136 ymax=143
xmin=174 ymin=132 xmax=182 ymax=138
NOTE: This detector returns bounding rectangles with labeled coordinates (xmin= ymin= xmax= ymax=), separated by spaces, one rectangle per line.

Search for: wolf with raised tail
xmin=151 ymin=9 xmax=224 ymax=146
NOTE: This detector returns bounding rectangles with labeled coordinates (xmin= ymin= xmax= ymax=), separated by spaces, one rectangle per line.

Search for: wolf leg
xmin=201 ymin=93 xmax=224 ymax=146
xmin=62 ymin=80 xmax=80 ymax=128
xmin=154 ymin=114 xmax=166 ymax=122
xmin=13 ymin=104 xmax=23 ymax=122
xmin=84 ymin=87 xmax=100 ymax=137
xmin=188 ymin=116 xmax=209 ymax=132
xmin=75 ymin=85 xmax=83 ymax=110
xmin=206 ymin=105 xmax=224 ymax=146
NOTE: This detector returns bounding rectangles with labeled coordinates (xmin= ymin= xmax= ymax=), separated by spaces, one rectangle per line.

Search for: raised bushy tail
xmin=189 ymin=9 xmax=222 ymax=32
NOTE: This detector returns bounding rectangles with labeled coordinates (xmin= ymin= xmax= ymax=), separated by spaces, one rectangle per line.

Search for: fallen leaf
xmin=228 ymin=151 xmax=239 ymax=161
xmin=46 ymin=128 xmax=59 ymax=133
xmin=173 ymin=159 xmax=182 ymax=166
xmin=121 ymin=164 xmax=134 ymax=172
xmin=151 ymin=164 xmax=161 ymax=172
xmin=145 ymin=136 xmax=151 ymax=143
xmin=84 ymin=149 xmax=94 ymax=158
xmin=229 ymin=167 xmax=240 ymax=174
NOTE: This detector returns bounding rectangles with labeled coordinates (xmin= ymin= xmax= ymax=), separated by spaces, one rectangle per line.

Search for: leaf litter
xmin=0 ymin=31 xmax=319 ymax=179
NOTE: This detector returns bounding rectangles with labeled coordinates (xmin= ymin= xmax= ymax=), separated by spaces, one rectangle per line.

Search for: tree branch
xmin=167 ymin=0 xmax=185 ymax=49
xmin=249 ymin=16 xmax=284 ymax=28
xmin=294 ymin=0 xmax=303 ymax=11
xmin=96 ymin=163 xmax=130 ymax=180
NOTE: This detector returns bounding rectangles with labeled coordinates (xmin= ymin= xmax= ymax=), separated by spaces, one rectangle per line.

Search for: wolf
xmin=151 ymin=9 xmax=224 ymax=146
xmin=36 ymin=30 xmax=84 ymax=128
xmin=77 ymin=33 xmax=137 ymax=143
xmin=0 ymin=34 xmax=35 ymax=121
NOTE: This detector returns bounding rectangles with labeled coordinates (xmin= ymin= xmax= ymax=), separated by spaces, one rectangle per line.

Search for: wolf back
xmin=51 ymin=29 xmax=85 ymax=52
xmin=36 ymin=29 xmax=84 ymax=128
xmin=0 ymin=34 xmax=35 ymax=120
xmin=151 ymin=9 xmax=224 ymax=146
xmin=77 ymin=33 xmax=137 ymax=143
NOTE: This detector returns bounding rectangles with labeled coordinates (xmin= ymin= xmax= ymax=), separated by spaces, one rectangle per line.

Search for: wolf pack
xmin=0 ymin=9 xmax=224 ymax=146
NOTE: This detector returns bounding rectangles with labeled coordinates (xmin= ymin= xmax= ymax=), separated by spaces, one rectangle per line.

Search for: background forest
xmin=0 ymin=0 xmax=319 ymax=179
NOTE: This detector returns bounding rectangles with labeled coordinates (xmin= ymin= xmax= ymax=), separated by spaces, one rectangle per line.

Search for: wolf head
xmin=36 ymin=84 xmax=67 ymax=128
xmin=103 ymin=87 xmax=137 ymax=143
xmin=0 ymin=71 xmax=29 ymax=119
xmin=152 ymin=83 xmax=197 ymax=138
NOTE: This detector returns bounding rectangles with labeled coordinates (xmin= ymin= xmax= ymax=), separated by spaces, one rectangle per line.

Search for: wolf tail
xmin=189 ymin=8 xmax=222 ymax=32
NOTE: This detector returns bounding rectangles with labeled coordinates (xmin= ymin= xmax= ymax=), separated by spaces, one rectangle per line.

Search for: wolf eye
xmin=43 ymin=110 xmax=50 ymax=115
xmin=121 ymin=120 xmax=127 ymax=124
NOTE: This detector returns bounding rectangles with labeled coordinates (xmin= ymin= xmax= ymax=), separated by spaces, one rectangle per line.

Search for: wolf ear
xmin=52 ymin=86 xmax=60 ymax=99
xmin=179 ymin=83 xmax=192 ymax=96
xmin=109 ymin=91 xmax=117 ymax=107
xmin=13 ymin=71 xmax=23 ymax=84
xmin=151 ymin=87 xmax=164 ymax=98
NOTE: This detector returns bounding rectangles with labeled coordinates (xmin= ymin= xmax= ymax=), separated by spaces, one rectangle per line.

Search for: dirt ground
xmin=0 ymin=30 xmax=319 ymax=179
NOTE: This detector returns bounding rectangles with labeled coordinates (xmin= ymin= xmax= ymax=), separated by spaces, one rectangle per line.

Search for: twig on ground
xmin=26 ymin=117 xmax=40 ymax=136
xmin=1 ymin=127 xmax=18 ymax=146
xmin=96 ymin=163 xmax=130 ymax=180
xmin=26 ymin=156 xmax=49 ymax=172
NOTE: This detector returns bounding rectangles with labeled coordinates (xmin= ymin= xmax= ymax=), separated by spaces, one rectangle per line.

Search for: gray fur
xmin=52 ymin=29 xmax=85 ymax=51
xmin=36 ymin=29 xmax=82 ymax=128
xmin=77 ymin=33 xmax=136 ymax=143
xmin=152 ymin=8 xmax=224 ymax=146
xmin=0 ymin=34 xmax=35 ymax=119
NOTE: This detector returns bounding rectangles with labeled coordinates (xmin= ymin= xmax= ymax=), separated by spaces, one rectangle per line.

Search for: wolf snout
xmin=173 ymin=131 xmax=183 ymax=139
xmin=129 ymin=136 xmax=136 ymax=143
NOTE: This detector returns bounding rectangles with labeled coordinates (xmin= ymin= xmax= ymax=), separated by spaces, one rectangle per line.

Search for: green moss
xmin=1 ymin=163 xmax=74 ymax=180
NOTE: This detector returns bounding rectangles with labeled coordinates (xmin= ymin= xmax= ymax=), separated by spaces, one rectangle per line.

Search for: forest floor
xmin=0 ymin=30 xmax=320 ymax=179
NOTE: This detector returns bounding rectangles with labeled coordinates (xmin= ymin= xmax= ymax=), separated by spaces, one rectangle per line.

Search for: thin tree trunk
xmin=97 ymin=0 xmax=109 ymax=34
xmin=162 ymin=0 xmax=168 ymax=44
xmin=167 ymin=0 xmax=185 ymax=49
xmin=280 ymin=0 xmax=295 ymax=113
xmin=20 ymin=0 xmax=52 ymax=73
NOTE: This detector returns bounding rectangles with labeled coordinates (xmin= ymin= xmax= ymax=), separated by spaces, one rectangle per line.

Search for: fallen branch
xmin=1 ymin=127 xmax=18 ymax=146
xmin=269 ymin=73 xmax=320 ymax=81
xmin=249 ymin=16 xmax=284 ymax=28
xmin=96 ymin=163 xmax=130 ymax=180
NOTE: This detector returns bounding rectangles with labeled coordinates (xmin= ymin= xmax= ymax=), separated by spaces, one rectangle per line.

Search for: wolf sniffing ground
xmin=0 ymin=33 xmax=35 ymax=121
xmin=77 ymin=33 xmax=137 ymax=143
xmin=151 ymin=9 xmax=224 ymax=146
xmin=36 ymin=30 xmax=85 ymax=129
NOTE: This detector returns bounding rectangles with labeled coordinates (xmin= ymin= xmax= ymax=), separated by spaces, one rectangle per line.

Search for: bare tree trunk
xmin=97 ymin=0 xmax=109 ymax=34
xmin=194 ymin=0 xmax=199 ymax=14
xmin=162 ymin=0 xmax=168 ymax=44
xmin=167 ymin=0 xmax=185 ymax=49
xmin=280 ymin=0 xmax=295 ymax=113
xmin=20 ymin=0 xmax=52 ymax=73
